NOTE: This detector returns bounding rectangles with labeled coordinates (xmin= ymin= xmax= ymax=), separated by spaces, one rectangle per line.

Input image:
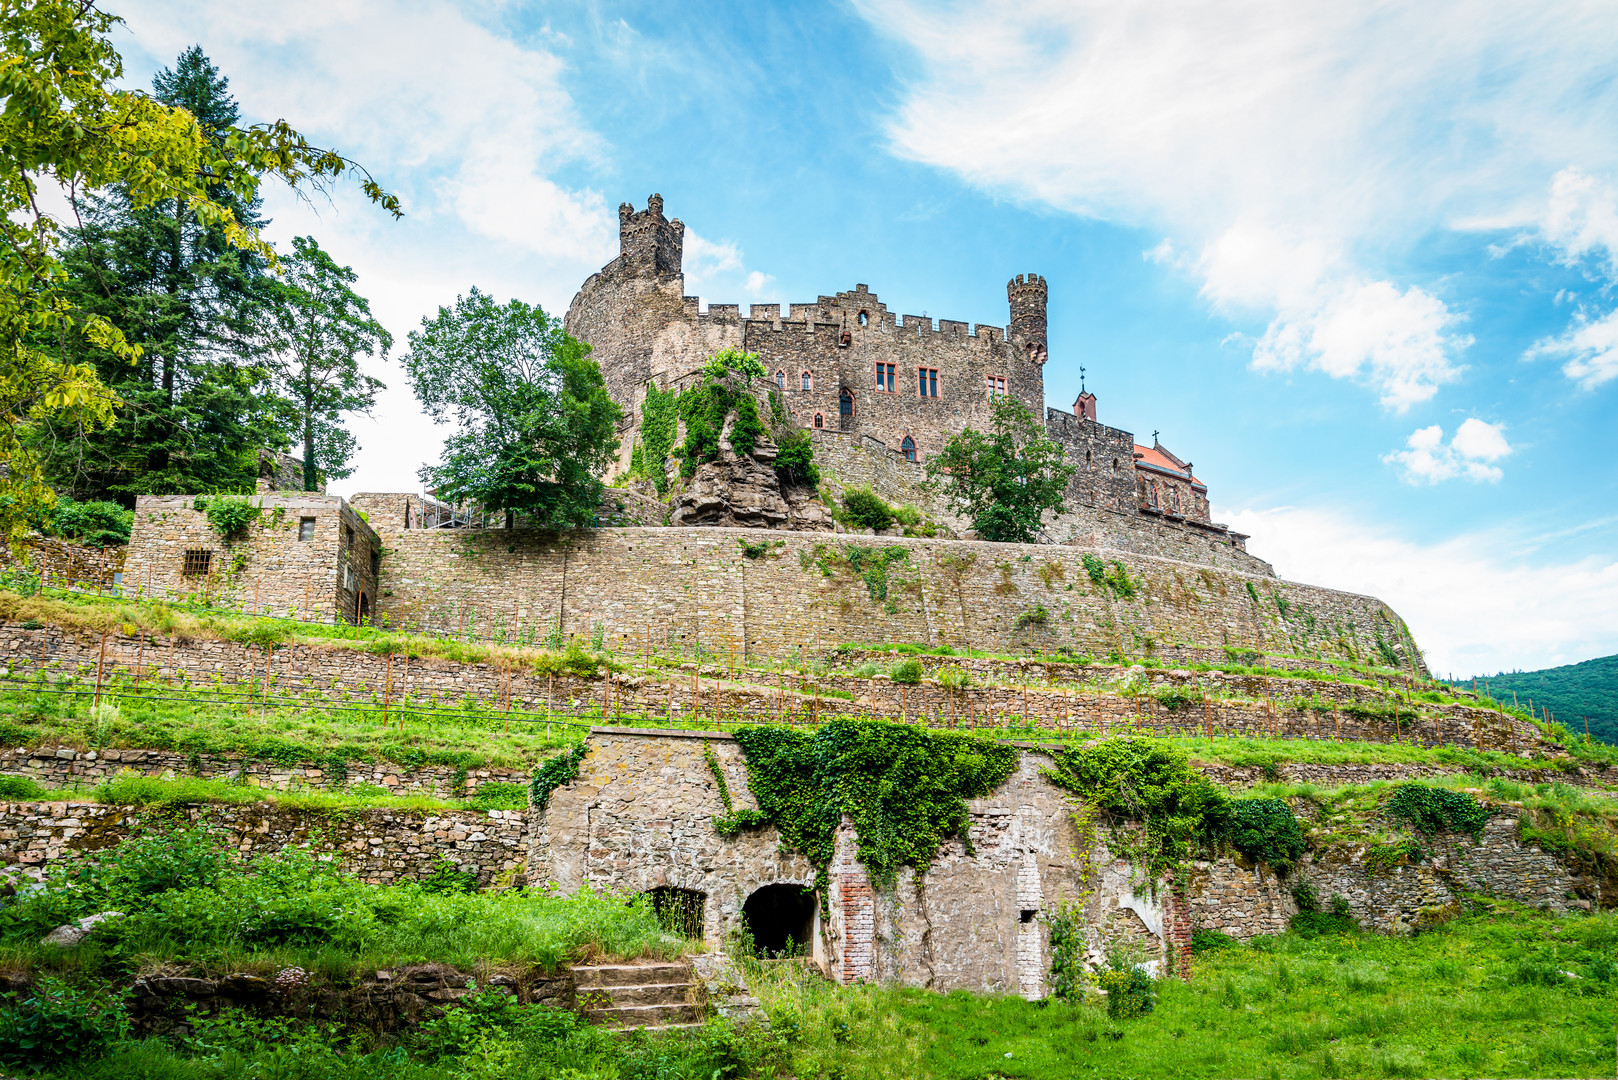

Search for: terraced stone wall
xmin=368 ymin=527 xmax=1429 ymax=675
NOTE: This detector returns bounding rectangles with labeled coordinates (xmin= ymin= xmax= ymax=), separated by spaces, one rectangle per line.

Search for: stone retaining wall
xmin=0 ymin=745 xmax=531 ymax=798
xmin=0 ymin=800 xmax=530 ymax=888
xmin=364 ymin=527 xmax=1427 ymax=674
xmin=1187 ymin=815 xmax=1588 ymax=939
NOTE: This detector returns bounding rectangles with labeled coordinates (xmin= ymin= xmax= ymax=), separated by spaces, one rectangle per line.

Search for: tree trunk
xmin=303 ymin=385 xmax=318 ymax=492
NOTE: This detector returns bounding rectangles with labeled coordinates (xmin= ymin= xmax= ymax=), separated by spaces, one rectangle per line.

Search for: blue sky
xmin=109 ymin=1 xmax=1618 ymax=677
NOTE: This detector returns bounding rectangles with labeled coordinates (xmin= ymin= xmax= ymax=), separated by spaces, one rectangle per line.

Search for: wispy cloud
xmin=1225 ymin=504 xmax=1618 ymax=675
xmin=1524 ymin=167 xmax=1618 ymax=387
xmin=1383 ymin=419 xmax=1512 ymax=484
xmin=857 ymin=0 xmax=1618 ymax=407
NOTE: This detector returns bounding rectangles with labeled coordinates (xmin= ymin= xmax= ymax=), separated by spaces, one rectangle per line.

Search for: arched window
xmin=901 ymin=436 xmax=917 ymax=462
xmin=1172 ymin=486 xmax=1181 ymax=512
xmin=813 ymin=413 xmax=824 ymax=429
xmin=858 ymin=310 xmax=869 ymax=327
xmin=801 ymin=370 xmax=812 ymax=391
xmin=775 ymin=370 xmax=786 ymax=391
xmin=840 ymin=388 xmax=854 ymax=416
xmin=1085 ymin=449 xmax=1093 ymax=468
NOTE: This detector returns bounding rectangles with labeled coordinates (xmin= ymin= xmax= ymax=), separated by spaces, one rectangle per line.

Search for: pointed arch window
xmin=801 ymin=370 xmax=812 ymax=391
xmin=901 ymin=436 xmax=917 ymax=463
xmin=814 ymin=413 xmax=824 ymax=429
xmin=775 ymin=370 xmax=786 ymax=391
xmin=840 ymin=388 xmax=854 ymax=416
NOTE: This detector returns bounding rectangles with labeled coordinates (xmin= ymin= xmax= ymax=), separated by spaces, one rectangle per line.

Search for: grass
xmin=19 ymin=773 xmax=528 ymax=813
xmin=3 ymin=827 xmax=693 ymax=979
xmin=743 ymin=906 xmax=1618 ymax=1079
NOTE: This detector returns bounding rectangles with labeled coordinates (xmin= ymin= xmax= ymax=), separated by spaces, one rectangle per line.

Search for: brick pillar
xmin=831 ymin=819 xmax=874 ymax=983
xmin=1162 ymin=876 xmax=1194 ymax=980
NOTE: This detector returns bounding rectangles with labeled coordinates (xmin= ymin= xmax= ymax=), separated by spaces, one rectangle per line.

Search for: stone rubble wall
xmin=1187 ymin=815 xmax=1587 ymax=939
xmin=0 ymin=745 xmax=530 ymax=798
xmin=0 ymin=624 xmax=1537 ymax=757
xmin=365 ymin=527 xmax=1426 ymax=674
xmin=0 ymin=534 xmax=125 ymax=587
xmin=0 ymin=800 xmax=529 ymax=888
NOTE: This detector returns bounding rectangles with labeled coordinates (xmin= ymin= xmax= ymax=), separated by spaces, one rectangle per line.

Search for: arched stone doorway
xmin=642 ymin=886 xmax=705 ymax=939
xmin=741 ymin=883 xmax=816 ymax=957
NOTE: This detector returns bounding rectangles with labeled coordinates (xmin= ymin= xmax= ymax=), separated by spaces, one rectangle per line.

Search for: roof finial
xmin=1079 ymin=365 xmax=1086 ymax=394
xmin=1152 ymin=429 xmax=1160 ymax=443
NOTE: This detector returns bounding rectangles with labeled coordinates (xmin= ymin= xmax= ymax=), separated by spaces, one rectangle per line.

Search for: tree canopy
xmin=925 ymin=395 xmax=1074 ymax=543
xmin=0 ymin=1 xmax=396 ymax=546
xmin=264 ymin=236 xmax=389 ymax=490
xmin=402 ymin=290 xmax=620 ymax=528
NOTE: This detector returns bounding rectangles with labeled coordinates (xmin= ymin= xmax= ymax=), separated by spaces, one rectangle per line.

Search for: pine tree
xmin=31 ymin=46 xmax=283 ymax=500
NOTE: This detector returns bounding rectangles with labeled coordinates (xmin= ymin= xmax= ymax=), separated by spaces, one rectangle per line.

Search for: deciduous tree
xmin=0 ymin=1 xmax=397 ymax=546
xmin=925 ymin=396 xmax=1074 ymax=543
xmin=402 ymin=290 xmax=620 ymax=528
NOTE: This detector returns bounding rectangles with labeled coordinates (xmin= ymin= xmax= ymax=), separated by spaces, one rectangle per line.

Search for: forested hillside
xmin=1456 ymin=654 xmax=1618 ymax=744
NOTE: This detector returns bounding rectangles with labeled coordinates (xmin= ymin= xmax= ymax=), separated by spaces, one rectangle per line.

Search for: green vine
xmin=674 ymin=348 xmax=768 ymax=475
xmin=1224 ymin=797 xmax=1305 ymax=874
xmin=844 ymin=545 xmax=909 ymax=603
xmin=1081 ymin=554 xmax=1138 ymax=599
xmin=635 ymin=382 xmax=680 ymax=495
xmin=704 ymin=746 xmax=769 ymax=836
xmin=193 ymin=494 xmax=260 ymax=542
xmin=530 ymin=745 xmax=588 ymax=810
xmin=727 ymin=720 xmax=1019 ymax=890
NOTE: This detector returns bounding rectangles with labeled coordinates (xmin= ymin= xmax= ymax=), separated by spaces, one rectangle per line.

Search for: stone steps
xmin=573 ymin=961 xmax=703 ymax=1032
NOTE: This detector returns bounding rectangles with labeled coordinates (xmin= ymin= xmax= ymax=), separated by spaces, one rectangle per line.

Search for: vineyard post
xmin=382 ymin=652 xmax=393 ymax=727
xmin=93 ymin=631 xmax=108 ymax=711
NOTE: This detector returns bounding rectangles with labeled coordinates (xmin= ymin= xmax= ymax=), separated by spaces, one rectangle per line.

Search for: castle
xmin=567 ymin=195 xmax=1249 ymax=565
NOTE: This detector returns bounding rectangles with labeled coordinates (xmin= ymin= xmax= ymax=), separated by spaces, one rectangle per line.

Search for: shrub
xmin=0 ymin=775 xmax=44 ymax=800
xmin=0 ymin=978 xmax=127 ymax=1073
xmin=467 ymin=781 xmax=528 ymax=811
xmin=890 ymin=658 xmax=923 ymax=684
xmin=1386 ymin=785 xmax=1490 ymax=837
xmin=1098 ymin=966 xmax=1156 ymax=1019
xmin=936 ymin=664 xmax=971 ymax=691
xmin=841 ymin=487 xmax=895 ymax=531
xmin=774 ymin=428 xmax=820 ymax=488
xmin=1223 ymin=797 xmax=1306 ymax=874
xmin=39 ymin=498 xmax=133 ymax=548
xmin=1191 ymin=929 xmax=1240 ymax=955
xmin=193 ymin=494 xmax=261 ymax=540
xmin=419 ymin=859 xmax=478 ymax=896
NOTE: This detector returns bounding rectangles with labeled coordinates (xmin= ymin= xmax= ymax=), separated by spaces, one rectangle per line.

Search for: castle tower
xmin=618 ymin=194 xmax=685 ymax=276
xmin=1007 ymin=273 xmax=1048 ymax=364
xmin=1075 ymin=391 xmax=1097 ymax=422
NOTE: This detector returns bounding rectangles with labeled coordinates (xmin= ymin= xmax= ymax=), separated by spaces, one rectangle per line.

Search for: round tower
xmin=1007 ymin=273 xmax=1048 ymax=364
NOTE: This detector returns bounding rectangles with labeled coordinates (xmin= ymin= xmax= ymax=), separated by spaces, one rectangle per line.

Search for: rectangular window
xmin=344 ymin=525 xmax=354 ymax=550
xmin=298 ymin=517 xmax=316 ymax=542
xmin=182 ymin=549 xmax=213 ymax=576
xmin=875 ymin=362 xmax=895 ymax=392
xmin=370 ymin=550 xmax=380 ymax=579
xmin=919 ymin=368 xmax=939 ymax=397
xmin=986 ymin=375 xmax=1007 ymax=400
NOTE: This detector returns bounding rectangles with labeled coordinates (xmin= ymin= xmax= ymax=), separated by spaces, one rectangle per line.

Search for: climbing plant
xmin=726 ymin=720 xmax=1020 ymax=890
xmin=674 ymin=348 xmax=767 ymax=475
xmin=844 ymin=545 xmax=909 ymax=603
xmin=529 ymin=745 xmax=587 ymax=810
xmin=193 ymin=494 xmax=260 ymax=541
xmin=635 ymin=382 xmax=680 ymax=494
xmin=1081 ymin=553 xmax=1137 ymax=599
xmin=704 ymin=746 xmax=769 ymax=836
xmin=1044 ymin=737 xmax=1230 ymax=882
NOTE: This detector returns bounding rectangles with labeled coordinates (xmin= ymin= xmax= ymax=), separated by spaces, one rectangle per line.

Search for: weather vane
xmin=1079 ymin=365 xmax=1086 ymax=394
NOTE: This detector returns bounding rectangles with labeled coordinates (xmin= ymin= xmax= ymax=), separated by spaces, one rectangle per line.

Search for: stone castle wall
xmin=0 ymin=533 xmax=125 ymax=588
xmin=365 ymin=527 xmax=1423 ymax=674
xmin=123 ymin=495 xmax=380 ymax=624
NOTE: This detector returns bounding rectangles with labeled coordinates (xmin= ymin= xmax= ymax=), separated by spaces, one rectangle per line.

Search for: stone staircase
xmin=573 ymin=961 xmax=704 ymax=1031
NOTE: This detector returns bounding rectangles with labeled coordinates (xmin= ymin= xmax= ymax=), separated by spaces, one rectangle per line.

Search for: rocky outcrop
xmin=669 ymin=424 xmax=835 ymax=531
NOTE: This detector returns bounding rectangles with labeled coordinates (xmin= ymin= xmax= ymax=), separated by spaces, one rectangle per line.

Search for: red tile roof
xmin=1133 ymin=444 xmax=1202 ymax=486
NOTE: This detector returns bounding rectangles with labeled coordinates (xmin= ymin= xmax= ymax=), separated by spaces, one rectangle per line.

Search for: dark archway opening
xmin=742 ymin=884 xmax=815 ymax=958
xmin=643 ymin=886 xmax=705 ymax=939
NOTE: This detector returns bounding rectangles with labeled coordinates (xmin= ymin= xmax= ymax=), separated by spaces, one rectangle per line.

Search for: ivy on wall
xmin=725 ymin=720 xmax=1020 ymax=890
xmin=704 ymin=745 xmax=769 ymax=836
xmin=1386 ymin=784 xmax=1490 ymax=838
xmin=529 ymin=745 xmax=587 ymax=810
xmin=674 ymin=348 xmax=768 ymax=475
xmin=632 ymin=382 xmax=680 ymax=495
xmin=1045 ymin=737 xmax=1307 ymax=879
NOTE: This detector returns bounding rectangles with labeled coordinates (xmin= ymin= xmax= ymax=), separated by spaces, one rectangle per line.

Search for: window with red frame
xmin=901 ymin=435 xmax=917 ymax=462
xmin=985 ymin=375 xmax=1007 ymax=400
xmin=918 ymin=368 xmax=938 ymax=397
xmin=875 ymin=363 xmax=896 ymax=392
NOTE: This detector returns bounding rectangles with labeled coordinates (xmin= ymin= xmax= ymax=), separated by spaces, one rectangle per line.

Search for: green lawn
xmin=816 ymin=908 xmax=1618 ymax=1079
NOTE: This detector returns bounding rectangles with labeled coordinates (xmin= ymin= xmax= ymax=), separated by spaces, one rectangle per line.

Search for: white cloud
xmin=682 ymin=232 xmax=778 ymax=307
xmin=858 ymin=0 xmax=1618 ymax=406
xmin=1540 ymin=167 xmax=1618 ymax=275
xmin=1225 ymin=504 xmax=1618 ymax=675
xmin=1382 ymin=419 xmax=1511 ymax=484
xmin=1527 ymin=306 xmax=1618 ymax=388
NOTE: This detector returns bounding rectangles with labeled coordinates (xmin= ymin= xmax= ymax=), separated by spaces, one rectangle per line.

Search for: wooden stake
xmin=93 ymin=631 xmax=108 ymax=711
xmin=382 ymin=651 xmax=393 ymax=727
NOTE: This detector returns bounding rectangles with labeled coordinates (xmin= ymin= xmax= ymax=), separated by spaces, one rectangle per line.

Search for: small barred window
xmin=182 ymin=549 xmax=213 ymax=576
